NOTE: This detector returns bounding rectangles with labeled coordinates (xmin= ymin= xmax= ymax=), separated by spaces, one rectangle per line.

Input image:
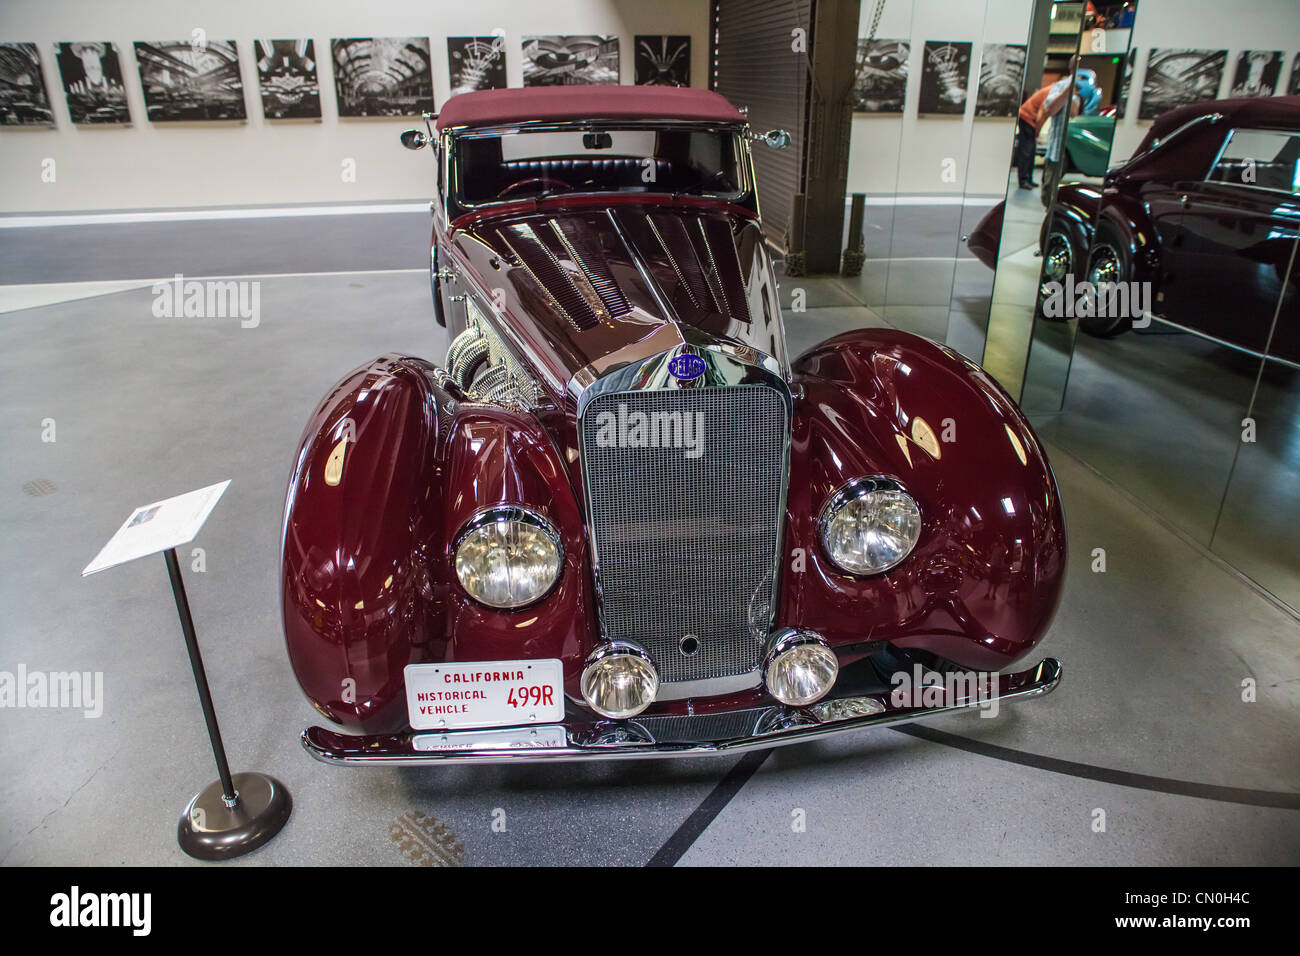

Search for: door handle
xmin=1179 ymin=194 xmax=1189 ymax=207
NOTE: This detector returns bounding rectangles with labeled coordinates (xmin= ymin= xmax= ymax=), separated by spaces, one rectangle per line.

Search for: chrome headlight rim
xmin=762 ymin=628 xmax=839 ymax=707
xmin=452 ymin=504 xmax=564 ymax=610
xmin=580 ymin=641 xmax=660 ymax=720
xmin=817 ymin=475 xmax=922 ymax=577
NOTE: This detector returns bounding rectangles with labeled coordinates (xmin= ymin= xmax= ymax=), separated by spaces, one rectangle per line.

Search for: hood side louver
xmin=550 ymin=218 xmax=631 ymax=319
xmin=700 ymin=216 xmax=751 ymax=323
xmin=496 ymin=223 xmax=601 ymax=331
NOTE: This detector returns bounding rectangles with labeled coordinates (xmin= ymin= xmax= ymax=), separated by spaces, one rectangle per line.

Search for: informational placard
xmin=82 ymin=480 xmax=230 ymax=576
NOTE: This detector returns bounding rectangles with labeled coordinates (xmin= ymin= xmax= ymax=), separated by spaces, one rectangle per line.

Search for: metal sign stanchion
xmin=84 ymin=480 xmax=291 ymax=861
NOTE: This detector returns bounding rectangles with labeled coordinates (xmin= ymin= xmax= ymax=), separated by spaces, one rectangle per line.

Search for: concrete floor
xmin=1 ymin=212 xmax=1297 ymax=866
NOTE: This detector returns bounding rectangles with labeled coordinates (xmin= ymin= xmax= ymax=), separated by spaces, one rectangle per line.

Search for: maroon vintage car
xmin=1042 ymin=95 xmax=1300 ymax=362
xmin=281 ymin=86 xmax=1065 ymax=765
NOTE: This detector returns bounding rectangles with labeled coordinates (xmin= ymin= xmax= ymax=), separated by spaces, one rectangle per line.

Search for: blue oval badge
xmin=668 ymin=354 xmax=706 ymax=381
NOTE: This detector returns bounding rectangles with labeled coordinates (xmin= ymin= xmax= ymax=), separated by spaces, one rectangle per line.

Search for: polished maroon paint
xmin=283 ymin=90 xmax=1068 ymax=737
xmin=786 ymin=331 xmax=1065 ymax=671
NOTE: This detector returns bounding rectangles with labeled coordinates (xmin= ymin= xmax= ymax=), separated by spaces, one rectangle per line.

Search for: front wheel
xmin=1079 ymin=227 xmax=1132 ymax=338
xmin=1036 ymin=218 xmax=1081 ymax=318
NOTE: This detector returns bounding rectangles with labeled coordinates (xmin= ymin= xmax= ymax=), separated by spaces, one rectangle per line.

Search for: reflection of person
xmin=1075 ymin=68 xmax=1102 ymax=115
xmin=1015 ymin=65 xmax=1075 ymax=190
xmin=1015 ymin=85 xmax=1052 ymax=188
xmin=1040 ymin=57 xmax=1082 ymax=206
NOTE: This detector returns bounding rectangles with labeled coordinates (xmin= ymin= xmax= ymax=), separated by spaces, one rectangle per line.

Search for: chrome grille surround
xmin=577 ymin=343 xmax=792 ymax=691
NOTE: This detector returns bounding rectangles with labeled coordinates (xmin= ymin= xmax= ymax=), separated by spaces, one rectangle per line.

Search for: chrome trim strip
xmin=1146 ymin=111 xmax=1224 ymax=154
xmin=608 ymin=209 xmax=680 ymax=323
xmin=645 ymin=213 xmax=702 ymax=310
xmin=301 ymin=658 xmax=1063 ymax=765
xmin=1144 ymin=314 xmax=1300 ymax=372
xmin=654 ymin=670 xmax=763 ymax=701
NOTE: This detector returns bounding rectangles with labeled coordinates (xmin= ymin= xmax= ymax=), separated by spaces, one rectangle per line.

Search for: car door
xmin=1140 ymin=177 xmax=1201 ymax=321
xmin=1172 ymin=127 xmax=1300 ymax=357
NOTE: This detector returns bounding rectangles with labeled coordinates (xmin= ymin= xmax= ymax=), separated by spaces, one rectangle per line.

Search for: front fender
xmin=282 ymin=354 xmax=596 ymax=734
xmin=787 ymin=329 xmax=1066 ymax=671
xmin=281 ymin=354 xmax=452 ymax=731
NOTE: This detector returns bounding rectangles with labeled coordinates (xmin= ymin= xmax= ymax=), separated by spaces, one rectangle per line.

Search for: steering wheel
xmin=496 ymin=176 xmax=573 ymax=198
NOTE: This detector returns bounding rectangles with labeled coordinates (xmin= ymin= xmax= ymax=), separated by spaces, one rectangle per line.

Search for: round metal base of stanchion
xmin=178 ymin=771 xmax=291 ymax=861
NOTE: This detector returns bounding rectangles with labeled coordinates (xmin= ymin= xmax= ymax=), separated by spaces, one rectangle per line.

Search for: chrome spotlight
xmin=763 ymin=629 xmax=838 ymax=706
xmin=580 ymin=642 xmax=659 ymax=719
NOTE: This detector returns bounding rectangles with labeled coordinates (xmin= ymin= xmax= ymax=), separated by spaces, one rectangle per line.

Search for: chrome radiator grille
xmin=580 ymin=385 xmax=788 ymax=684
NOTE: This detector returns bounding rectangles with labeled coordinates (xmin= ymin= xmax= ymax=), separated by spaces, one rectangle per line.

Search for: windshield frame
xmin=443 ymin=119 xmax=755 ymax=219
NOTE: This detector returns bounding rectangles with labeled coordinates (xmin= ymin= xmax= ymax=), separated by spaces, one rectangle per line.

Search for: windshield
xmin=453 ymin=127 xmax=746 ymax=206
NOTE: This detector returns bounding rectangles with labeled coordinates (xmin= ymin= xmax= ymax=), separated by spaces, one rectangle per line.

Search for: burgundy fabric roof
xmin=435 ymin=85 xmax=746 ymax=130
xmin=1141 ymin=94 xmax=1300 ymax=149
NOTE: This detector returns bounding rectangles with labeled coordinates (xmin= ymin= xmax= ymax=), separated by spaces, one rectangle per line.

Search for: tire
xmin=1079 ymin=225 xmax=1133 ymax=338
xmin=1036 ymin=216 xmax=1082 ymax=319
xmin=430 ymin=246 xmax=447 ymax=328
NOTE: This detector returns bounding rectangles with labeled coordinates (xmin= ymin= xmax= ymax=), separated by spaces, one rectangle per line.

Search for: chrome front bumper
xmin=301 ymin=657 xmax=1062 ymax=766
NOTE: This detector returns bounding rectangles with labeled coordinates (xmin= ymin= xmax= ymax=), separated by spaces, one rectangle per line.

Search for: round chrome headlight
xmin=764 ymin=629 xmax=838 ymax=706
xmin=453 ymin=506 xmax=562 ymax=609
xmin=819 ymin=477 xmax=922 ymax=576
xmin=580 ymin=643 xmax=659 ymax=719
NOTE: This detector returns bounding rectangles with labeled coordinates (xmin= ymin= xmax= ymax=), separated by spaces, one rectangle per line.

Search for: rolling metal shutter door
xmin=712 ymin=0 xmax=810 ymax=252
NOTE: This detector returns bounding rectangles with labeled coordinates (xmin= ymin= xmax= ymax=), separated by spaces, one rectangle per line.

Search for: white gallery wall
xmin=845 ymin=0 xmax=1033 ymax=199
xmin=0 ymin=0 xmax=709 ymax=212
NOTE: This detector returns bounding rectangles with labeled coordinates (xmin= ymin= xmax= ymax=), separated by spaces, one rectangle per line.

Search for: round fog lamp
xmin=580 ymin=643 xmax=659 ymax=719
xmin=764 ymin=631 xmax=838 ymax=706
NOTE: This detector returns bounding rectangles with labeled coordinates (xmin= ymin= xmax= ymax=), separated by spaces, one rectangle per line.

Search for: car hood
xmin=449 ymin=202 xmax=786 ymax=397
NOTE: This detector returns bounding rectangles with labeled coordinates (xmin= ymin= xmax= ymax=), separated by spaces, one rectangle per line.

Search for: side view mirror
xmin=400 ymin=129 xmax=429 ymax=151
xmin=762 ymin=129 xmax=791 ymax=149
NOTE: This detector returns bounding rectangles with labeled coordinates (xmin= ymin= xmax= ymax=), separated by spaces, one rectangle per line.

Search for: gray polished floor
xmin=0 ymin=216 xmax=1296 ymax=866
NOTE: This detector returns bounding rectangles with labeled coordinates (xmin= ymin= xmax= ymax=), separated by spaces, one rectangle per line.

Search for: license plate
xmin=412 ymin=724 xmax=569 ymax=752
xmin=405 ymin=659 xmax=565 ymax=731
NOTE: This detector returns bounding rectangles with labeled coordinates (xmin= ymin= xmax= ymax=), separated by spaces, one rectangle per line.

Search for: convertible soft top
xmin=1142 ymin=94 xmax=1300 ymax=149
xmin=435 ymin=85 xmax=747 ymax=131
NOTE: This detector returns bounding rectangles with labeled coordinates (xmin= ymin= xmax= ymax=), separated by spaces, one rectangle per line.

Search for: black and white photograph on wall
xmin=634 ymin=35 xmax=689 ymax=86
xmin=974 ymin=42 xmax=1025 ymax=117
xmin=134 ymin=41 xmax=246 ymax=121
xmin=917 ymin=40 xmax=971 ymax=115
xmin=522 ymin=35 xmax=619 ymax=86
xmin=1138 ymin=48 xmax=1226 ymax=120
xmin=1229 ymin=50 xmax=1283 ymax=98
xmin=853 ymin=38 xmax=909 ymax=113
xmin=331 ymin=37 xmax=432 ymax=117
xmin=0 ymin=42 xmax=54 ymax=126
xmin=255 ymin=39 xmax=319 ymax=119
xmin=447 ymin=37 xmax=507 ymax=96
xmin=55 ymin=41 xmax=128 ymax=124
xmin=1115 ymin=47 xmax=1136 ymax=119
